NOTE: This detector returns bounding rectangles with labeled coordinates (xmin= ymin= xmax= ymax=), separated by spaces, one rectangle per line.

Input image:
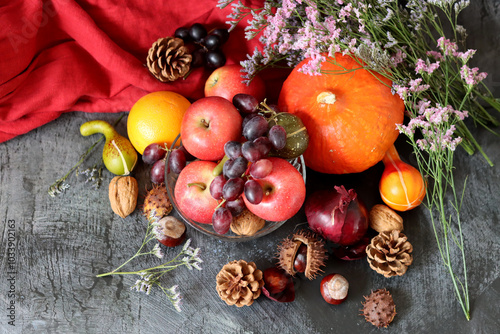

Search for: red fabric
xmin=0 ymin=0 xmax=284 ymax=143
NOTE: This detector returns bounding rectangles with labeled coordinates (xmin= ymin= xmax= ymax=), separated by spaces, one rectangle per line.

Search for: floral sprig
xmin=77 ymin=164 xmax=104 ymax=190
xmin=97 ymin=216 xmax=202 ymax=312
xmin=219 ymin=0 xmax=500 ymax=320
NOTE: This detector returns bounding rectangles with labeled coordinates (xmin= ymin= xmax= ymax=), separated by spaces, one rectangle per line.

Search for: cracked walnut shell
xmin=366 ymin=230 xmax=413 ymax=278
xmin=216 ymin=260 xmax=264 ymax=307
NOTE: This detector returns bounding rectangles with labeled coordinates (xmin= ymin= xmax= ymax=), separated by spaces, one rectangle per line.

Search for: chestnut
xmin=263 ymin=267 xmax=288 ymax=295
xmin=320 ymin=273 xmax=349 ymax=305
xmin=293 ymin=244 xmax=308 ymax=273
xmin=262 ymin=266 xmax=295 ymax=303
xmin=156 ymin=216 xmax=186 ymax=247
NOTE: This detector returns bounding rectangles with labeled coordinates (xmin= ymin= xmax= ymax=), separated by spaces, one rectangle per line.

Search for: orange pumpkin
xmin=278 ymin=53 xmax=405 ymax=174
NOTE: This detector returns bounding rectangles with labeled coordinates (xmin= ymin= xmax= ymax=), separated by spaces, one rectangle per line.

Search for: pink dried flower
xmin=437 ymin=37 xmax=458 ymax=56
xmin=460 ymin=65 xmax=488 ymax=87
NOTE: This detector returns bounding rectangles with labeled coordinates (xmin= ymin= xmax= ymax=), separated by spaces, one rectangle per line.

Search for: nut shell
xmin=230 ymin=209 xmax=266 ymax=236
xmin=361 ymin=288 xmax=396 ymax=328
xmin=369 ymin=204 xmax=403 ymax=233
xmin=108 ymin=176 xmax=139 ymax=218
xmin=277 ymin=230 xmax=328 ymax=280
xmin=143 ymin=183 xmax=173 ymax=220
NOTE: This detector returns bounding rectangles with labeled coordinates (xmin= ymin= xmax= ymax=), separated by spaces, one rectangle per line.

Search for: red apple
xmin=180 ymin=96 xmax=242 ymax=161
xmin=243 ymin=157 xmax=305 ymax=222
xmin=204 ymin=64 xmax=266 ymax=102
xmin=174 ymin=160 xmax=219 ymax=224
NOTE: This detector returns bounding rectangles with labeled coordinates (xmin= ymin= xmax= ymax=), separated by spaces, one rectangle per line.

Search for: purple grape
xmin=189 ymin=23 xmax=207 ymax=42
xmin=249 ymin=159 xmax=273 ymax=179
xmin=211 ymin=28 xmax=230 ymax=44
xmin=268 ymin=104 xmax=281 ymax=113
xmin=242 ymin=113 xmax=260 ymax=129
xmin=222 ymin=178 xmax=245 ymax=201
xmin=210 ymin=175 xmax=227 ymax=200
xmin=168 ymin=149 xmax=186 ymax=174
xmin=223 ymin=156 xmax=248 ymax=179
xmin=225 ymin=197 xmax=246 ymax=217
xmin=191 ymin=48 xmax=206 ymax=68
xmin=268 ymin=125 xmax=287 ymax=150
xmin=233 ymin=94 xmax=259 ymax=114
xmin=253 ymin=136 xmax=272 ymax=156
xmin=143 ymin=143 xmax=167 ymax=165
xmin=179 ymin=145 xmax=196 ymax=161
xmin=241 ymin=141 xmax=263 ymax=162
xmin=202 ymin=34 xmax=220 ymax=50
xmin=212 ymin=207 xmax=232 ymax=235
xmin=244 ymin=180 xmax=264 ymax=205
xmin=206 ymin=50 xmax=226 ymax=69
xmin=174 ymin=27 xmax=191 ymax=42
xmin=242 ymin=114 xmax=268 ymax=141
xmin=151 ymin=159 xmax=165 ymax=184
xmin=224 ymin=141 xmax=242 ymax=160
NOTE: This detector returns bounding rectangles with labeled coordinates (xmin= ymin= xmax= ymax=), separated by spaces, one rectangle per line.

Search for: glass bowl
xmin=165 ymin=134 xmax=307 ymax=242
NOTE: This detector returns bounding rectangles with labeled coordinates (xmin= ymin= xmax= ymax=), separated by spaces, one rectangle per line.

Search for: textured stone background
xmin=1 ymin=2 xmax=499 ymax=333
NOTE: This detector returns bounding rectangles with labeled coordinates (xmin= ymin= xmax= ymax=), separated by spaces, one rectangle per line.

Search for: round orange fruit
xmin=127 ymin=91 xmax=191 ymax=154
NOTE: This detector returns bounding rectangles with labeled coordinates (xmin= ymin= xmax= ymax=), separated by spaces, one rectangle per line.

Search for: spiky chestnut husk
xmin=143 ymin=183 xmax=172 ymax=220
xmin=361 ymin=288 xmax=396 ymax=328
xmin=277 ymin=229 xmax=328 ymax=280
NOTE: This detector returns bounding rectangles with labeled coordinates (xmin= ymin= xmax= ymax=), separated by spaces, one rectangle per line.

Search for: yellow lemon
xmin=127 ymin=91 xmax=191 ymax=154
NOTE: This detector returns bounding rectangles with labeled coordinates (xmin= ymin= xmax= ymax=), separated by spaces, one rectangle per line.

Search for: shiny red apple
xmin=174 ymin=160 xmax=219 ymax=224
xmin=204 ymin=64 xmax=266 ymax=102
xmin=180 ymin=96 xmax=242 ymax=161
xmin=243 ymin=157 xmax=305 ymax=222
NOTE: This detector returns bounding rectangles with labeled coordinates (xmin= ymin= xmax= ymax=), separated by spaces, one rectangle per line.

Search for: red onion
xmin=305 ymin=186 xmax=368 ymax=246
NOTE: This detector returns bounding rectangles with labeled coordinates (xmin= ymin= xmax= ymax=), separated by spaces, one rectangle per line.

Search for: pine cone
xmin=216 ymin=260 xmax=264 ymax=307
xmin=146 ymin=37 xmax=192 ymax=82
xmin=366 ymin=230 xmax=413 ymax=278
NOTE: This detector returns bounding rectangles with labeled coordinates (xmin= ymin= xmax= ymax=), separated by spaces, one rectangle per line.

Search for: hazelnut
xmin=369 ymin=204 xmax=403 ymax=233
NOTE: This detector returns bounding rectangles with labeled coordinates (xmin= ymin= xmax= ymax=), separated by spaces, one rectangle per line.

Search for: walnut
xmin=230 ymin=209 xmax=266 ymax=236
xmin=108 ymin=176 xmax=139 ymax=218
xmin=369 ymin=204 xmax=404 ymax=233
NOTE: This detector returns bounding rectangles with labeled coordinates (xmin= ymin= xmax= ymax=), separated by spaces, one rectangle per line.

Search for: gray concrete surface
xmin=1 ymin=1 xmax=499 ymax=333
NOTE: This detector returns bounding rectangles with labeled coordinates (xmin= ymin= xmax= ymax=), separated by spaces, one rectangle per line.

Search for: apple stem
xmin=200 ymin=119 xmax=210 ymax=129
xmin=187 ymin=182 xmax=206 ymax=190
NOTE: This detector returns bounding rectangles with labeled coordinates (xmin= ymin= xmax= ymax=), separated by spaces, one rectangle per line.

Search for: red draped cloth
xmin=0 ymin=0 xmax=279 ymax=143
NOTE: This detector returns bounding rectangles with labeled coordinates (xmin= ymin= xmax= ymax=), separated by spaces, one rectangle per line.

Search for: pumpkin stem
xmin=317 ymin=91 xmax=337 ymax=105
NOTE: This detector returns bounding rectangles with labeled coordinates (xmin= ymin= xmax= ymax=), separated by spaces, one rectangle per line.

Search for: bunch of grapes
xmin=174 ymin=23 xmax=230 ymax=69
xmin=166 ymin=93 xmax=308 ymax=235
xmin=208 ymin=94 xmax=290 ymax=234
xmin=143 ymin=143 xmax=193 ymax=184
